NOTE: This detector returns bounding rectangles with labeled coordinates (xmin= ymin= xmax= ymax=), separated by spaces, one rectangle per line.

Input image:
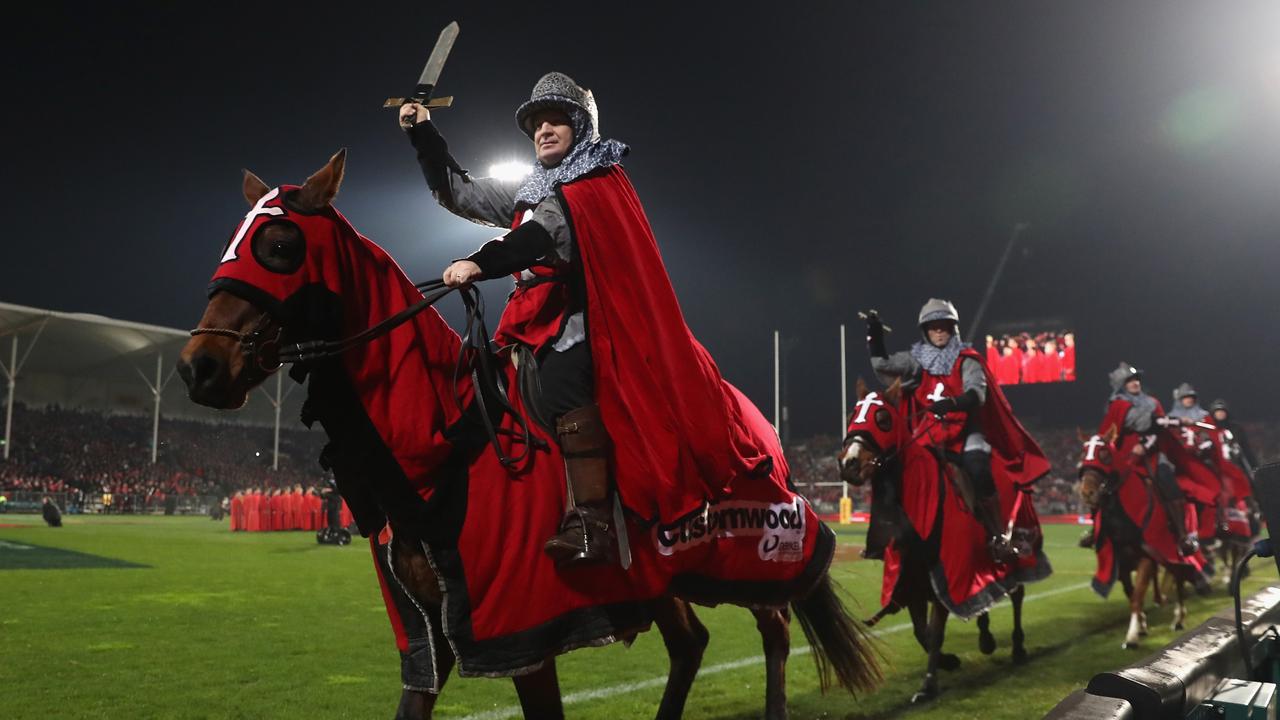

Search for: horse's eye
xmin=874 ymin=409 xmax=893 ymax=433
xmin=251 ymin=220 xmax=306 ymax=274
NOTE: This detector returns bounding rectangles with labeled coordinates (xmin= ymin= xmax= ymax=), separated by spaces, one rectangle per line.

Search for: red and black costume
xmin=407 ymin=72 xmax=770 ymax=565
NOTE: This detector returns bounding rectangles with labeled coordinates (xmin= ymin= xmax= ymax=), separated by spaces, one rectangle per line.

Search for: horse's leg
xmin=395 ymin=648 xmax=454 ymax=720
xmin=1125 ymin=556 xmax=1154 ymax=649
xmin=1010 ymin=584 xmax=1027 ymax=664
xmin=378 ymin=530 xmax=451 ymax=720
xmin=652 ymin=596 xmax=710 ymax=720
xmin=1171 ymin=575 xmax=1188 ymax=631
xmin=976 ymin=611 xmax=996 ymax=655
xmin=911 ymin=600 xmax=949 ymax=703
xmin=751 ymin=606 xmax=791 ymax=720
xmin=512 ymin=660 xmax=564 ymax=720
xmin=908 ymin=598 xmax=930 ymax=654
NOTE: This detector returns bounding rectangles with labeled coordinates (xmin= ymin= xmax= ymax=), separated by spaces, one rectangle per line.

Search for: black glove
xmin=928 ymin=389 xmax=980 ymax=418
xmin=865 ymin=311 xmax=888 ymax=359
xmin=927 ymin=397 xmax=959 ymax=418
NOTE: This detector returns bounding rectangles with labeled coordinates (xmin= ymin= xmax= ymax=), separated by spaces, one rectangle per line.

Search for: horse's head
xmin=838 ymin=377 xmax=904 ymax=486
xmin=1077 ymin=424 xmax=1119 ymax=509
xmin=178 ymin=150 xmax=348 ymax=409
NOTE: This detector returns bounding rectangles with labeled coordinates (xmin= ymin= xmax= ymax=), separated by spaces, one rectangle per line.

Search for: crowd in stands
xmin=985 ymin=332 xmax=1076 ymax=385
xmin=0 ymin=403 xmax=328 ymax=512
xmin=1 ymin=402 xmax=1274 ymax=521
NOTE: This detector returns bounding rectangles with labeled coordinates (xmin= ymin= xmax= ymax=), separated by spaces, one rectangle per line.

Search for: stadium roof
xmin=0 ymin=301 xmax=304 ymax=428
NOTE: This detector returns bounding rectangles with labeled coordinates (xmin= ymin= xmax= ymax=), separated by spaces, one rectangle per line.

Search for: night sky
xmin=5 ymin=2 xmax=1278 ymax=438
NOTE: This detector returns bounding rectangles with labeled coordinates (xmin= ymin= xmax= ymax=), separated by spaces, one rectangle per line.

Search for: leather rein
xmin=189 ymin=279 xmax=542 ymax=468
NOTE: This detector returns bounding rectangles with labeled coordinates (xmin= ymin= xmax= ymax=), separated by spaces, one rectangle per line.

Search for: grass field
xmin=0 ymin=515 xmax=1271 ymax=719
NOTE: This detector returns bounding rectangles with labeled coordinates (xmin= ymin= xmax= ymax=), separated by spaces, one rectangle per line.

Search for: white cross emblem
xmin=1181 ymin=428 xmax=1196 ymax=446
xmin=853 ymin=393 xmax=884 ymax=424
xmin=926 ymin=382 xmax=947 ymax=403
xmin=1083 ymin=435 xmax=1107 ymax=461
xmin=222 ymin=187 xmax=284 ymax=263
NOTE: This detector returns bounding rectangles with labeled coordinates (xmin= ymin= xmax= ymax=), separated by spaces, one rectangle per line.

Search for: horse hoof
xmin=911 ymin=688 xmax=938 ymax=704
xmin=1173 ymin=622 xmax=1185 ymax=631
xmin=938 ymin=653 xmax=961 ymax=672
xmin=1123 ymin=640 xmax=1139 ymax=650
xmin=978 ymin=633 xmax=997 ymax=655
xmin=1012 ymin=646 xmax=1029 ymax=665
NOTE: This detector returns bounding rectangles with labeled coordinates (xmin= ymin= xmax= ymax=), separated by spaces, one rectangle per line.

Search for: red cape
xmin=562 ymin=167 xmax=770 ymax=524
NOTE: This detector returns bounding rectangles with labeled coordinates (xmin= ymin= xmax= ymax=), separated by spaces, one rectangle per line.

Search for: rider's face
xmin=531 ymin=109 xmax=574 ymax=167
xmin=1125 ymin=378 xmax=1142 ymax=394
xmin=1213 ymin=409 xmax=1228 ymax=422
xmin=924 ymin=321 xmax=953 ymax=348
xmin=1181 ymin=395 xmax=1197 ymax=408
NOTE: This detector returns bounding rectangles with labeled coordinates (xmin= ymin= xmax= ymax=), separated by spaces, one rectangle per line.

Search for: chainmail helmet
xmin=1109 ymin=362 xmax=1143 ymax=393
xmin=1209 ymin=398 xmax=1230 ymax=413
xmin=515 ymin=72 xmax=601 ymax=142
xmin=1172 ymin=382 xmax=1198 ymax=403
xmin=917 ymin=298 xmax=960 ymax=339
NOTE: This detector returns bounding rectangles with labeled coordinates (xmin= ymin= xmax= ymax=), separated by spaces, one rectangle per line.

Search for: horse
xmin=177 ymin=150 xmax=881 ymax=720
xmin=1174 ymin=421 xmax=1256 ymax=584
xmin=837 ymin=377 xmax=1044 ymax=703
xmin=1076 ymin=426 xmax=1210 ymax=648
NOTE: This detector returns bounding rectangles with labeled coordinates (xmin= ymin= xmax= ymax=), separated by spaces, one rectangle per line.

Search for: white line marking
xmin=457 ymin=581 xmax=1092 ymax=720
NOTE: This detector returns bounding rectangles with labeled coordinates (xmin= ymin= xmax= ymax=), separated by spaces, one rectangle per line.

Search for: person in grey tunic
xmin=397 ymin=72 xmax=628 ymax=568
xmin=1169 ymin=383 xmax=1209 ymax=424
xmin=866 ymin=298 xmax=1017 ymax=563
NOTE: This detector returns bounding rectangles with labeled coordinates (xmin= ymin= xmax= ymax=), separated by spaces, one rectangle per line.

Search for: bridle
xmin=190 ymin=310 xmax=285 ymax=375
xmin=190 ymin=279 xmax=543 ymax=468
xmin=843 ymin=409 xmax=952 ymax=481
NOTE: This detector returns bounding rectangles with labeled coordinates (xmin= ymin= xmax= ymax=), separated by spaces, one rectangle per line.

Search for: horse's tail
xmin=791 ymin=573 xmax=883 ymax=695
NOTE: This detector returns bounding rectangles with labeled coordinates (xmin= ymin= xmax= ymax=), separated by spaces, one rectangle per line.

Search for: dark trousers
xmin=535 ymin=341 xmax=595 ymax=425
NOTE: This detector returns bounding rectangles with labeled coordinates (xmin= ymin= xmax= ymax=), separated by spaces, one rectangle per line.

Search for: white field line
xmin=457 ymin=581 xmax=1093 ymax=720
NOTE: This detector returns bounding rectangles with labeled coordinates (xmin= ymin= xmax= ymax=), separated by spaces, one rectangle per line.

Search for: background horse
xmin=1076 ymin=427 xmax=1210 ymax=648
xmin=177 ymin=150 xmax=880 ymax=720
xmin=837 ymin=378 xmax=1044 ymax=703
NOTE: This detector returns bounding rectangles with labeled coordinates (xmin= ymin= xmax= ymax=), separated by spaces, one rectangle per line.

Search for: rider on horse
xmin=866 ymin=299 xmax=1036 ymax=563
xmin=400 ymin=72 xmax=770 ymax=569
xmin=1101 ymin=363 xmax=1200 ymax=557
xmin=1169 ymin=383 xmax=1209 ymax=424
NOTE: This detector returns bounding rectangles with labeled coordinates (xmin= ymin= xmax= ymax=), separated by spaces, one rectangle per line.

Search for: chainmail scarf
xmin=514 ymin=104 xmax=629 ymax=206
xmin=910 ymin=336 xmax=968 ymax=376
xmin=1109 ymin=390 xmax=1159 ymax=433
xmin=1168 ymin=404 xmax=1209 ymax=422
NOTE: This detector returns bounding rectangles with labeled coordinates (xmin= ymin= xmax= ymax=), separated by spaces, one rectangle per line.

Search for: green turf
xmin=0 ymin=516 xmax=1271 ymax=719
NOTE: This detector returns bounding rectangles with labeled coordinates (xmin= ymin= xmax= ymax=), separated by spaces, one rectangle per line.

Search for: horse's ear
xmin=242 ymin=170 xmax=270 ymax=206
xmin=884 ymin=377 xmax=902 ymax=406
xmin=295 ymin=148 xmax=347 ymax=211
xmin=855 ymin=377 xmax=869 ymax=400
xmin=1104 ymin=424 xmax=1119 ymax=444
xmin=1077 ymin=427 xmax=1090 ymax=443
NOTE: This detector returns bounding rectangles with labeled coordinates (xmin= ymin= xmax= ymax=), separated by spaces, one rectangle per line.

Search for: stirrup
xmin=988 ymin=534 xmax=1020 ymax=564
xmin=544 ymin=507 xmax=616 ymax=568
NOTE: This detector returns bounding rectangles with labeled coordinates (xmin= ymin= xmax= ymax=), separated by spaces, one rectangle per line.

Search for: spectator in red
xmin=985 ymin=335 xmax=1000 ymax=367
xmin=1022 ymin=343 xmax=1042 ymax=383
xmin=1042 ymin=339 xmax=1064 ymax=382
xmin=230 ymin=490 xmax=244 ymax=531
xmin=1062 ymin=333 xmax=1076 ymax=381
xmin=995 ymin=344 xmax=1021 ymax=385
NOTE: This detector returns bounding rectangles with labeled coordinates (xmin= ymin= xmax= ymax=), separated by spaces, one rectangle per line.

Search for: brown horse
xmin=177 ymin=150 xmax=880 ymax=720
xmin=1076 ymin=427 xmax=1206 ymax=648
xmin=837 ymin=378 xmax=1031 ymax=703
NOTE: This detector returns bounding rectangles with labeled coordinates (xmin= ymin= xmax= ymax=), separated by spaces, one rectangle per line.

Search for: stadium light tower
xmin=487 ymin=161 xmax=531 ymax=182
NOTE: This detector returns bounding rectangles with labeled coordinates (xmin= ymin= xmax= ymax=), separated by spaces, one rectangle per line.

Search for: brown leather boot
xmin=977 ymin=495 xmax=1019 ymax=564
xmin=544 ymin=404 xmax=617 ymax=568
